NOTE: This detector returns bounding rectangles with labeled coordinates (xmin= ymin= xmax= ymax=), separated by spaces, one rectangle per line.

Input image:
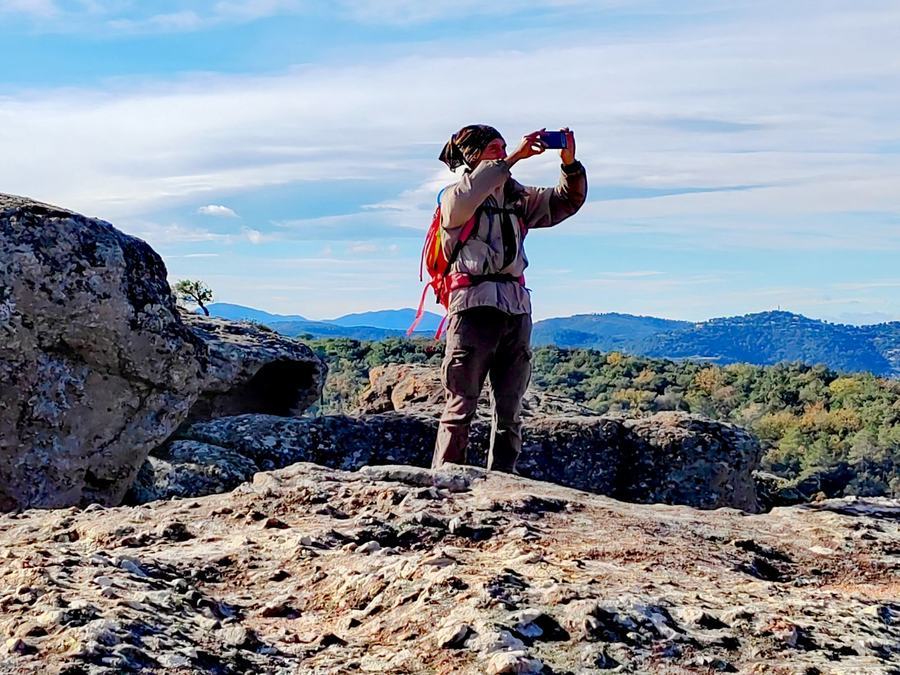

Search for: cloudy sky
xmin=2 ymin=0 xmax=899 ymax=323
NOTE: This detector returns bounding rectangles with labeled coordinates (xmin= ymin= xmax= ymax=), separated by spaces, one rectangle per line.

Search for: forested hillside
xmin=308 ymin=338 xmax=900 ymax=498
xmin=643 ymin=311 xmax=900 ymax=376
xmin=535 ymin=311 xmax=900 ymax=377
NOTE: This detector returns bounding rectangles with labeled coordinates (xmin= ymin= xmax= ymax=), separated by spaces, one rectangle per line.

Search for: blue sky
xmin=2 ymin=1 xmax=900 ymax=323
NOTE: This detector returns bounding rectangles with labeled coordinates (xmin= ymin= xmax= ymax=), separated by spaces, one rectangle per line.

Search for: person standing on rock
xmin=431 ymin=125 xmax=587 ymax=472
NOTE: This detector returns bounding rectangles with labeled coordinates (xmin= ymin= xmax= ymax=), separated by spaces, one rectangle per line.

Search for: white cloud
xmin=5 ymin=0 xmax=308 ymax=32
xmin=344 ymin=241 xmax=404 ymax=255
xmin=590 ymin=270 xmax=664 ymax=279
xmin=242 ymin=227 xmax=265 ymax=244
xmin=564 ymin=273 xmax=725 ymax=292
xmin=832 ymin=280 xmax=900 ymax=291
xmin=0 ymin=0 xmax=58 ymax=17
xmin=197 ymin=204 xmax=239 ymax=218
xmin=213 ymin=0 xmax=305 ymax=20
xmin=348 ymin=242 xmax=378 ymax=254
xmin=333 ymin=0 xmax=740 ymax=26
xmin=0 ymin=0 xmax=703 ymax=32
xmin=125 ymin=220 xmax=232 ymax=247
xmin=108 ymin=10 xmax=205 ymax=32
xmin=102 ymin=1 xmax=308 ymax=33
xmin=275 ymin=212 xmax=424 ymax=241
xmin=1 ymin=1 xmax=898 ymax=259
xmin=335 ymin=0 xmax=592 ymax=25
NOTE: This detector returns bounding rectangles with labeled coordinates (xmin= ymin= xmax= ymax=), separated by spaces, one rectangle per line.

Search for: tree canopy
xmin=172 ymin=279 xmax=214 ymax=316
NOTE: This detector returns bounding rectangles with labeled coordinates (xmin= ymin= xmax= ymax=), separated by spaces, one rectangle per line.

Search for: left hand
xmin=507 ymin=129 xmax=548 ymax=167
xmin=560 ymin=127 xmax=576 ymax=165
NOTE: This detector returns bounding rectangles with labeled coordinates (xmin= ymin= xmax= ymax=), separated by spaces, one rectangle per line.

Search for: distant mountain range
xmin=201 ymin=304 xmax=900 ymax=377
xmin=642 ymin=312 xmax=900 ymax=376
xmin=531 ymin=313 xmax=692 ymax=351
xmin=201 ymin=303 xmax=309 ymax=324
xmin=201 ymin=303 xmax=443 ymax=341
xmin=326 ymin=309 xmax=443 ymax=333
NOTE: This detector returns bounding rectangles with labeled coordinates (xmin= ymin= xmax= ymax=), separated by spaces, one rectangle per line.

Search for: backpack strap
xmin=443 ymin=205 xmax=483 ymax=274
xmin=408 ymin=282 xmax=433 ymax=335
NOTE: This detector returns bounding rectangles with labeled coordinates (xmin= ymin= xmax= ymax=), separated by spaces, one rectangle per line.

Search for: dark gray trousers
xmin=432 ymin=307 xmax=533 ymax=473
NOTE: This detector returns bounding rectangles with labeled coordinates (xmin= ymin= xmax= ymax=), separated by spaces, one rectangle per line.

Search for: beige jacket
xmin=439 ymin=158 xmax=588 ymax=315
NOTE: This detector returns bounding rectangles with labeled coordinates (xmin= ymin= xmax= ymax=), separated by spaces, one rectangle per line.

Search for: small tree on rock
xmin=173 ymin=279 xmax=214 ymax=316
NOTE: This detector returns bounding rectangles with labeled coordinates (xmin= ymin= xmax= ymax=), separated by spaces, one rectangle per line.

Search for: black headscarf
xmin=439 ymin=124 xmax=503 ymax=171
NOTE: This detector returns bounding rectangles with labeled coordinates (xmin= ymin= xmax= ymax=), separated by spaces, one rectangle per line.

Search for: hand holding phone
xmin=539 ymin=130 xmax=568 ymax=150
xmin=560 ymin=127 xmax=576 ymax=165
xmin=507 ymin=130 xmax=548 ymax=167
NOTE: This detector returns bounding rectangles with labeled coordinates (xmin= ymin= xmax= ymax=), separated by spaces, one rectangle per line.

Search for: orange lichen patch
xmin=821 ymin=581 xmax=900 ymax=600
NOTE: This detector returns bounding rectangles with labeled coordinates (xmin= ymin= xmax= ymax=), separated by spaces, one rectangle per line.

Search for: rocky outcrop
xmin=357 ymin=364 xmax=446 ymax=414
xmin=2 ymin=462 xmax=898 ymax=674
xmin=357 ymin=363 xmax=594 ymax=418
xmin=0 ymin=194 xmax=325 ymax=511
xmin=358 ymin=365 xmax=763 ymax=510
xmin=620 ymin=412 xmax=761 ymax=512
xmin=358 ymin=366 xmax=797 ymax=512
xmin=0 ymin=195 xmax=206 ymax=510
xmin=131 ymin=409 xmax=761 ymax=511
xmin=182 ymin=313 xmax=326 ymax=421
xmin=127 ymin=441 xmax=258 ymax=504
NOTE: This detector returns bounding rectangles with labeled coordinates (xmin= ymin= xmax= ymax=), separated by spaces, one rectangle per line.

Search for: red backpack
xmin=407 ymin=190 xmax=480 ymax=338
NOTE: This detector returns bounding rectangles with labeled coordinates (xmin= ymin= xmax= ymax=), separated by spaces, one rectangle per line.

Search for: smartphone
xmin=540 ymin=130 xmax=567 ymax=149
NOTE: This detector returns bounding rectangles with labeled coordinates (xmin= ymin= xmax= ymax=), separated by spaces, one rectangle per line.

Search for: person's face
xmin=478 ymin=137 xmax=507 ymax=162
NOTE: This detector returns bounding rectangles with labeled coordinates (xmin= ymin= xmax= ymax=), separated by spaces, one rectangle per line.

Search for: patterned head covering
xmin=439 ymin=124 xmax=503 ymax=171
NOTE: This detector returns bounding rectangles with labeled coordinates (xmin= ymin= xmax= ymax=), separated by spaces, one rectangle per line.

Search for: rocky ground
xmin=1 ymin=462 xmax=898 ymax=674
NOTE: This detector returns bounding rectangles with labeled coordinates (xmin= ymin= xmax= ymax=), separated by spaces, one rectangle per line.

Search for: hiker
xmin=430 ymin=124 xmax=587 ymax=472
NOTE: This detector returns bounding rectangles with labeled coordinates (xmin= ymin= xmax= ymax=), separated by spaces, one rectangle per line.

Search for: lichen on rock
xmin=0 ymin=193 xmax=326 ymax=511
xmin=2 ymin=462 xmax=898 ymax=673
xmin=0 ymin=194 xmax=206 ymax=510
xmin=136 ymin=404 xmax=761 ymax=511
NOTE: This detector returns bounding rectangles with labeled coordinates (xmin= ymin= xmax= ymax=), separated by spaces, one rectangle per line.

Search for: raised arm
xmin=521 ymin=128 xmax=587 ymax=229
xmin=520 ymin=160 xmax=588 ymax=230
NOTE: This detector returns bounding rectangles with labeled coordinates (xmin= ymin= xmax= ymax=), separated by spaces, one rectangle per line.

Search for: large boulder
xmin=0 ymin=195 xmax=206 ymax=510
xmin=127 ymin=440 xmax=258 ymax=504
xmin=621 ymin=412 xmax=762 ymax=511
xmin=357 ymin=364 xmax=445 ymax=415
xmin=0 ymin=194 xmax=325 ymax=511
